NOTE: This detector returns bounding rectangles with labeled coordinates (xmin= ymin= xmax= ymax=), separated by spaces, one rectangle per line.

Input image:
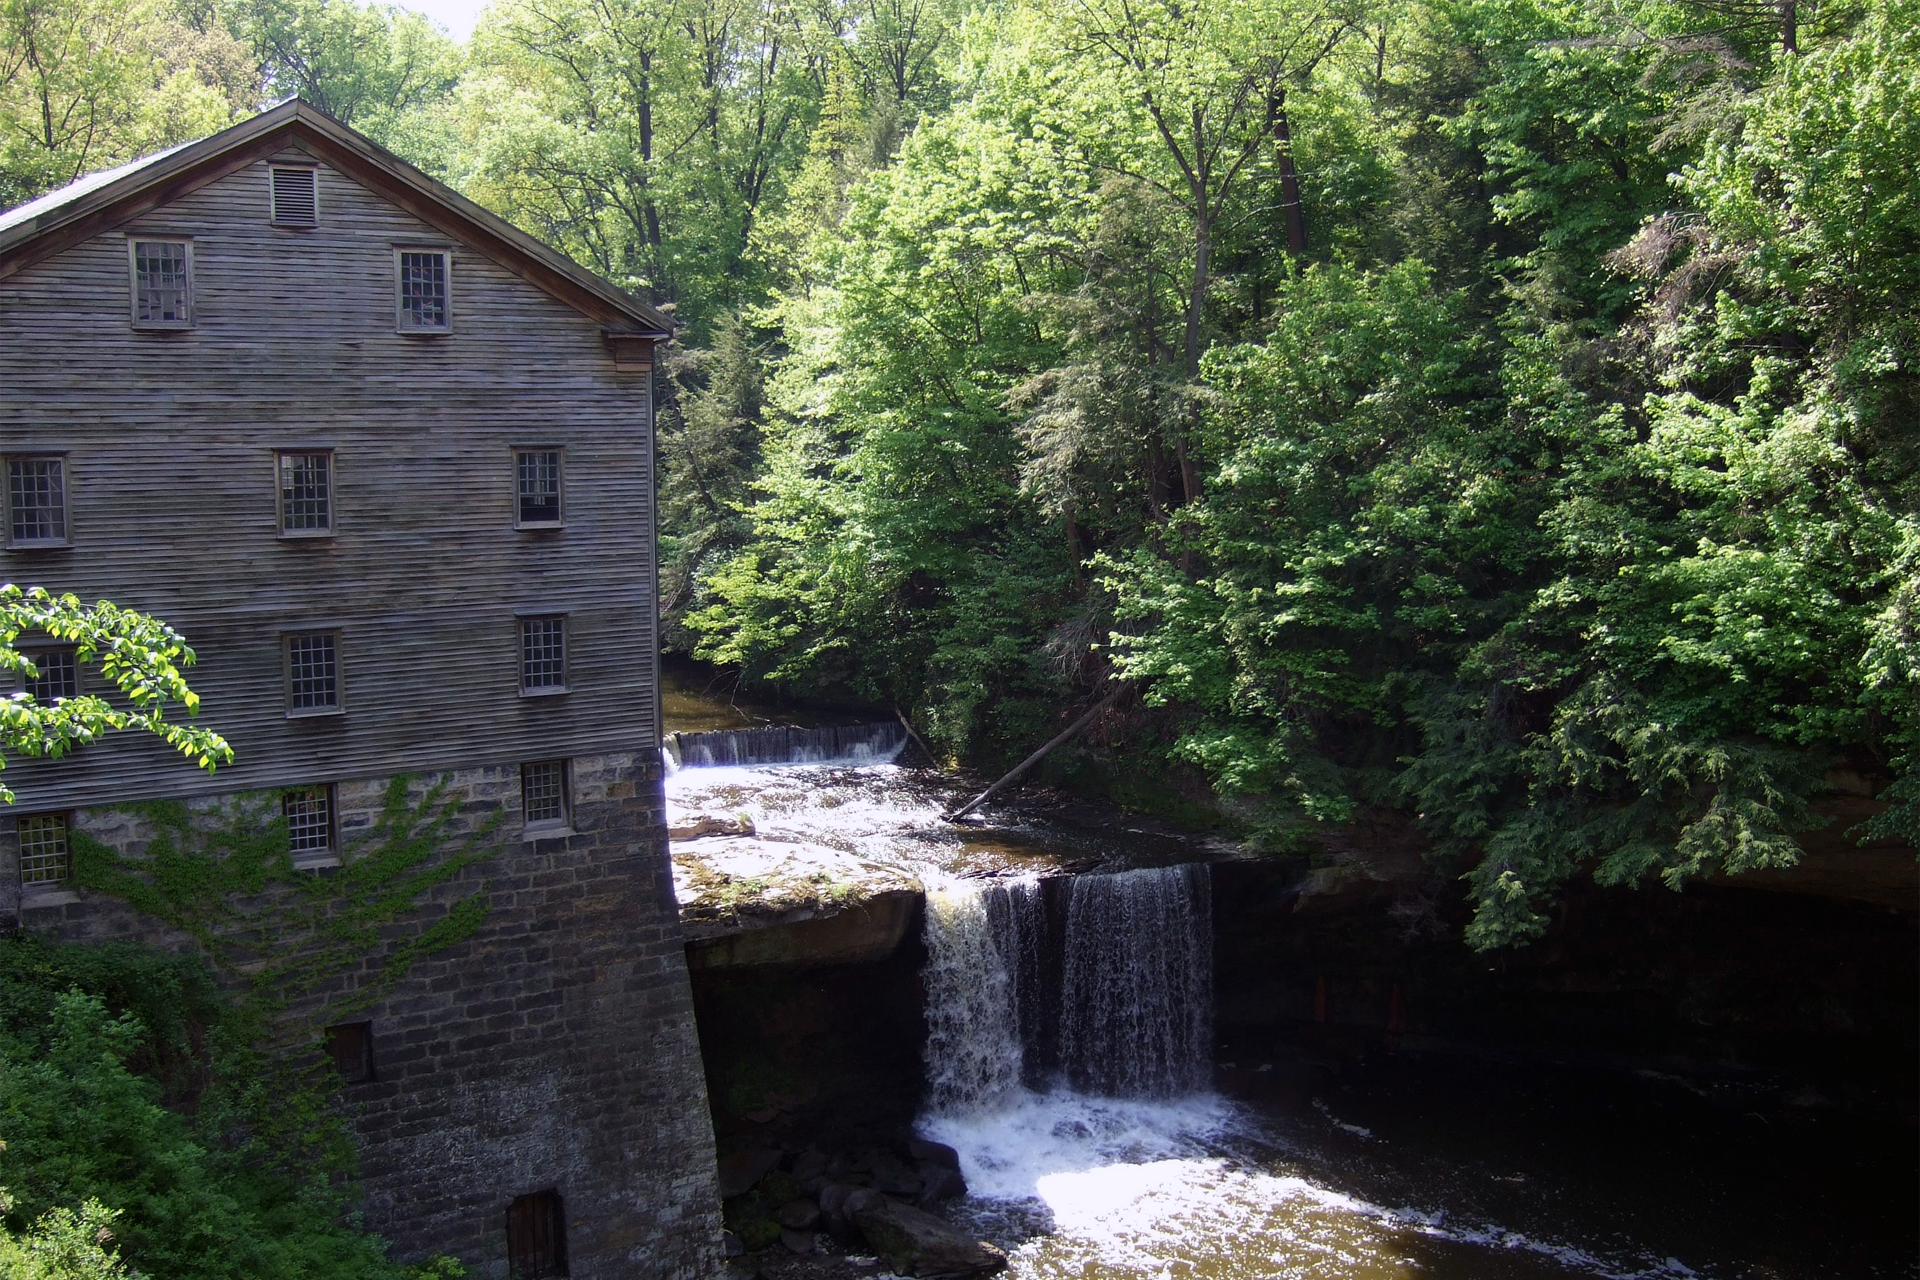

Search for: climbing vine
xmin=65 ymin=773 xmax=506 ymax=1175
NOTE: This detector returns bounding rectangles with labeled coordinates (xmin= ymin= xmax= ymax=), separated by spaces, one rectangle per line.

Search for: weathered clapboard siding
xmin=0 ymin=151 xmax=657 ymax=808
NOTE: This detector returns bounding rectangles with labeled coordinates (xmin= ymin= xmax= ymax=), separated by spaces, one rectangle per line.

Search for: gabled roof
xmin=0 ymin=99 xmax=672 ymax=338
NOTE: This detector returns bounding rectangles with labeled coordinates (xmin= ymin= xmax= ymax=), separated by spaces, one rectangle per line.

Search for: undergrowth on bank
xmin=1 ymin=775 xmax=502 ymax=1278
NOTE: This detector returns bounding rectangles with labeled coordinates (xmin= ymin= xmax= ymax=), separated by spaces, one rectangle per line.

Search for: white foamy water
xmin=666 ymin=762 xmax=951 ymax=868
xmin=915 ymin=878 xmax=1713 ymax=1280
xmin=923 ymin=881 xmax=1027 ymax=1112
xmin=924 ymin=1088 xmax=1709 ymax=1280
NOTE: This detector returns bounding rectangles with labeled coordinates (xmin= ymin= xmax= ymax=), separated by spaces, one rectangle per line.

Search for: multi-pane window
xmin=18 ymin=814 xmax=71 ymax=888
xmin=282 ymin=786 xmax=334 ymax=857
xmin=326 ymin=1021 xmax=374 ymax=1083
xmin=6 ymin=457 xmax=67 ymax=546
xmin=279 ymin=452 xmax=333 ymax=534
xmin=286 ymin=631 xmax=340 ymax=713
xmin=521 ymin=761 xmax=568 ymax=828
xmin=130 ymin=238 xmax=192 ymax=327
xmin=506 ymin=1190 xmax=567 ymax=1279
xmin=397 ymin=250 xmax=450 ymax=331
xmin=520 ymin=617 xmax=566 ymax=693
xmin=515 ymin=449 xmax=562 ymax=527
xmin=24 ymin=649 xmax=77 ymax=702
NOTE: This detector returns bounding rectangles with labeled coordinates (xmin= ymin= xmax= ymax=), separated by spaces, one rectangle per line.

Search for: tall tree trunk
xmin=1779 ymin=0 xmax=1797 ymax=53
xmin=1178 ymin=208 xmax=1210 ymax=507
xmin=638 ymin=51 xmax=664 ymax=259
xmin=1276 ymin=98 xmax=1306 ymax=256
xmin=1184 ymin=208 xmax=1211 ymax=381
xmin=1065 ymin=503 xmax=1084 ymax=587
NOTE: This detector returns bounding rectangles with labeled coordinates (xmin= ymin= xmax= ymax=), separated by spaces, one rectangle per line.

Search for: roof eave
xmin=0 ymin=99 xmax=673 ymax=340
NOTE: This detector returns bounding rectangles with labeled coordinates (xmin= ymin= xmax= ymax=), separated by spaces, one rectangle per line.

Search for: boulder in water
xmin=780 ymin=1228 xmax=817 ymax=1254
xmin=716 ymin=1146 xmax=784 ymax=1199
xmin=852 ymin=1197 xmax=1006 ymax=1277
xmin=908 ymin=1139 xmax=961 ymax=1169
xmin=916 ymin=1164 xmax=966 ymax=1207
xmin=855 ymin=1147 xmax=923 ymax=1196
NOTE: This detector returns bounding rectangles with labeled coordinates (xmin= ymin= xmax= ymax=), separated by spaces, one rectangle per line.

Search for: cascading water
xmin=914 ymin=868 xmax=1720 ymax=1278
xmin=661 ymin=674 xmax=1868 ymax=1278
xmin=921 ymin=864 xmax=1212 ymax=1111
xmin=1058 ymin=864 xmax=1212 ymax=1098
xmin=668 ymin=721 xmax=905 ymax=768
xmin=922 ymin=883 xmax=1028 ymax=1112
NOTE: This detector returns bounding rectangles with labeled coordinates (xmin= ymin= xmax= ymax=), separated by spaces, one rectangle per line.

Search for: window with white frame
xmin=282 ymin=786 xmax=334 ymax=861
xmin=520 ymin=616 xmax=566 ymax=693
xmin=396 ymin=250 xmax=450 ymax=332
xmin=5 ymin=456 xmax=67 ymax=547
xmin=129 ymin=238 xmax=192 ymax=327
xmin=18 ymin=814 xmax=71 ymax=888
xmin=516 ymin=449 xmax=563 ymax=527
xmin=521 ymin=760 xmax=569 ymax=828
xmin=279 ymin=451 xmax=333 ymax=534
xmin=24 ymin=648 xmax=78 ymax=702
xmin=269 ymin=166 xmax=319 ymax=227
xmin=286 ymin=631 xmax=340 ymax=714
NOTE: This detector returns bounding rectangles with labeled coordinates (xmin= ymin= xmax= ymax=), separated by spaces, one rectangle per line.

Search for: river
xmin=664 ymin=670 xmax=1917 ymax=1280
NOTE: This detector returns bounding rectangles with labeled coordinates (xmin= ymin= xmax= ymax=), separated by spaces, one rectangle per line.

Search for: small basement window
xmin=6 ymin=456 xmax=68 ymax=547
xmin=506 ymin=1190 xmax=567 ymax=1278
xmin=270 ymin=165 xmax=319 ymax=227
xmin=278 ymin=451 xmax=333 ymax=535
xmin=519 ymin=616 xmax=566 ymax=694
xmin=396 ymin=249 xmax=450 ymax=332
xmin=24 ymin=648 xmax=78 ymax=702
xmin=129 ymin=238 xmax=192 ymax=328
xmin=282 ymin=785 xmax=335 ymax=864
xmin=515 ymin=449 xmax=563 ymax=527
xmin=285 ymin=631 xmax=341 ymax=714
xmin=18 ymin=814 xmax=71 ymax=889
xmin=521 ymin=760 xmax=569 ymax=829
xmin=325 ymin=1021 xmax=374 ymax=1083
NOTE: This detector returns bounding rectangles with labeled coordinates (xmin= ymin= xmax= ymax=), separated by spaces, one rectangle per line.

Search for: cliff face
xmin=1212 ymin=823 xmax=1919 ymax=1121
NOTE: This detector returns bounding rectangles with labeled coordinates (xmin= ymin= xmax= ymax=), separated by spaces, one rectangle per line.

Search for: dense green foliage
xmin=4 ymin=0 xmax=1913 ymax=943
xmin=0 ymin=937 xmax=460 ymax=1279
xmin=0 ymin=587 xmax=232 ymax=803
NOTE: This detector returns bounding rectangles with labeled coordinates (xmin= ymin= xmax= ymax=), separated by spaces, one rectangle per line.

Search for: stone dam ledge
xmin=672 ymin=825 xmax=924 ymax=969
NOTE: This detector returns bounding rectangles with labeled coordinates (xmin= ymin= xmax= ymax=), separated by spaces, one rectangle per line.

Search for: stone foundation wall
xmin=0 ymin=752 xmax=723 ymax=1280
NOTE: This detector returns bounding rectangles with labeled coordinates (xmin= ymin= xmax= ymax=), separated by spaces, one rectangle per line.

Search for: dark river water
xmin=664 ymin=668 xmax=1918 ymax=1280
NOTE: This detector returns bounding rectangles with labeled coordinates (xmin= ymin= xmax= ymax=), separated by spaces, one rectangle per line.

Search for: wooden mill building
xmin=0 ymin=101 xmax=721 ymax=1278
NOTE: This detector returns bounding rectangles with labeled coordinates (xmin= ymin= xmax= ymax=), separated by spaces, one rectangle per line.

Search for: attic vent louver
xmin=270 ymin=166 xmax=318 ymax=227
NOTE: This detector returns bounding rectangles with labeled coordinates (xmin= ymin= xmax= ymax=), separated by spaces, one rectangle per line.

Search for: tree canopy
xmin=3 ymin=0 xmax=1914 ymax=945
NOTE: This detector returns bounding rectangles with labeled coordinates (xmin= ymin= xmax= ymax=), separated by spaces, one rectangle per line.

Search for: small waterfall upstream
xmin=668 ymin=721 xmax=906 ymax=768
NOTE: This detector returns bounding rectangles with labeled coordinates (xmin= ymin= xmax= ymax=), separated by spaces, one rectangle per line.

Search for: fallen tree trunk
xmin=896 ymin=707 xmax=938 ymax=767
xmin=942 ymin=693 xmax=1120 ymax=822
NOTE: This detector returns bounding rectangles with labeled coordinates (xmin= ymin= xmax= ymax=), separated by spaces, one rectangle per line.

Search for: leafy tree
xmin=0 ymin=586 xmax=231 ymax=805
xmin=0 ymin=943 xmax=464 ymax=1280
xmin=0 ymin=1192 xmax=135 ymax=1280
xmin=235 ymin=0 xmax=459 ymax=141
xmin=0 ymin=0 xmax=242 ymax=206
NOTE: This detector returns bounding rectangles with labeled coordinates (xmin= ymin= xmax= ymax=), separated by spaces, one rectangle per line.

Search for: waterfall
xmin=922 ymin=883 xmax=1027 ymax=1113
xmin=668 ymin=721 xmax=906 ymax=768
xmin=1058 ymin=864 xmax=1212 ymax=1098
xmin=921 ymin=863 xmax=1212 ymax=1113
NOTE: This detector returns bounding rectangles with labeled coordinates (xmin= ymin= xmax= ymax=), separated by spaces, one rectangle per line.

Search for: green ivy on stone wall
xmin=64 ymin=773 xmax=505 ymax=1179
